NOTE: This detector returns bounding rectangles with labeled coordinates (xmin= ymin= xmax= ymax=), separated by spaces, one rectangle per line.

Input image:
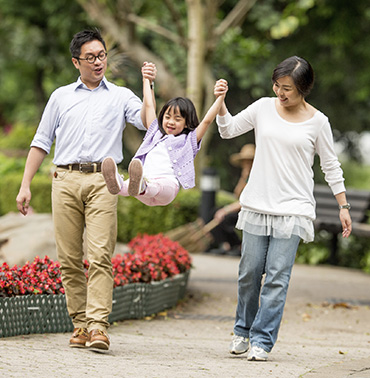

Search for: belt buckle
xmin=79 ymin=163 xmax=91 ymax=173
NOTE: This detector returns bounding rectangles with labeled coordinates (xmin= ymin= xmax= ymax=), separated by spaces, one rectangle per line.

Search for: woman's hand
xmin=214 ymin=79 xmax=228 ymax=98
xmin=214 ymin=79 xmax=228 ymax=116
xmin=340 ymin=209 xmax=352 ymax=238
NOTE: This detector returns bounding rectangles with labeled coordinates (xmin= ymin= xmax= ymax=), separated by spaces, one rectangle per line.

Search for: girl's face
xmin=273 ymin=76 xmax=303 ymax=108
xmin=162 ymin=106 xmax=186 ymax=136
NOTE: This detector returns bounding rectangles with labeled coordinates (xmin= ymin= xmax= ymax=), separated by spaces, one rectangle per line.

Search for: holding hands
xmin=214 ymin=79 xmax=228 ymax=116
xmin=142 ymin=61 xmax=157 ymax=83
xmin=214 ymin=79 xmax=228 ymax=98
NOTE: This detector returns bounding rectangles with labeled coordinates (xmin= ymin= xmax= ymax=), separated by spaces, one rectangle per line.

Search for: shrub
xmin=0 ymin=234 xmax=192 ymax=297
xmin=296 ymin=229 xmax=370 ymax=273
xmin=116 ymin=189 xmax=201 ymax=242
xmin=111 ymin=234 xmax=192 ymax=286
xmin=0 ymin=153 xmax=27 ymax=175
xmin=0 ymin=123 xmax=37 ymax=150
xmin=0 ymin=256 xmax=64 ymax=297
xmin=0 ymin=161 xmax=235 ymax=241
xmin=0 ymin=173 xmax=52 ymax=215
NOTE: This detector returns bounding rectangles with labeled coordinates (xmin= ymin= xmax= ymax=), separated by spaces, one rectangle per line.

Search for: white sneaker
xmin=128 ymin=159 xmax=146 ymax=196
xmin=102 ymin=157 xmax=123 ymax=195
xmin=247 ymin=345 xmax=269 ymax=361
xmin=229 ymin=335 xmax=249 ymax=355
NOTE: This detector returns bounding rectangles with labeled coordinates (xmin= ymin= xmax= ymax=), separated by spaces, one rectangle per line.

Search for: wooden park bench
xmin=313 ymin=184 xmax=370 ymax=264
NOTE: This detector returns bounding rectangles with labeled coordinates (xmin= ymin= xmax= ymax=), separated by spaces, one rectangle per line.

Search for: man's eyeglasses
xmin=75 ymin=51 xmax=107 ymax=64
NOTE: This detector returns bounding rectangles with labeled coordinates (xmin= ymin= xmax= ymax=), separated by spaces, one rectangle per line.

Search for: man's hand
xmin=142 ymin=61 xmax=157 ymax=82
xmin=16 ymin=187 xmax=32 ymax=216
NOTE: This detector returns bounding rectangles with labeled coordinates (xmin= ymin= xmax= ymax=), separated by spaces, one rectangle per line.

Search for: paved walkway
xmin=1 ymin=253 xmax=370 ymax=377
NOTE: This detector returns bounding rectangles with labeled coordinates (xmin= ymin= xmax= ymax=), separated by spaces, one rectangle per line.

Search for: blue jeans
xmin=234 ymin=231 xmax=301 ymax=352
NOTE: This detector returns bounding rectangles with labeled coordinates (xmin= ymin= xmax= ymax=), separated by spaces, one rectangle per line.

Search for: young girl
xmin=102 ymin=63 xmax=228 ymax=206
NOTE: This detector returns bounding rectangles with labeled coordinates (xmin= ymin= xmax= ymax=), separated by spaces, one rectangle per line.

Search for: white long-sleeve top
xmin=217 ymin=97 xmax=346 ymax=223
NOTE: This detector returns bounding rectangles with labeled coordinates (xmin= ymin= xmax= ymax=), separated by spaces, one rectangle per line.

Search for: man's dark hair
xmin=69 ymin=28 xmax=106 ymax=58
xmin=272 ymin=56 xmax=314 ymax=98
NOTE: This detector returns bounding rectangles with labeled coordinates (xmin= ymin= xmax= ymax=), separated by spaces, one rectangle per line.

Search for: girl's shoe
xmin=102 ymin=157 xmax=123 ymax=195
xmin=128 ymin=159 xmax=146 ymax=196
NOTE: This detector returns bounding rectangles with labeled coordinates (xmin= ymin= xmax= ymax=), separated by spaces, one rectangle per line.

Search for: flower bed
xmin=0 ymin=234 xmax=192 ymax=338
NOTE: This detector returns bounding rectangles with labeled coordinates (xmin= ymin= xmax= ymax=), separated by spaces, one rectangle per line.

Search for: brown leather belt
xmin=57 ymin=162 xmax=102 ymax=173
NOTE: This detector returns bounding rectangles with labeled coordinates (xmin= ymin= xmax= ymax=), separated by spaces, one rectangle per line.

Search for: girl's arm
xmin=196 ymin=79 xmax=228 ymax=142
xmin=141 ymin=62 xmax=157 ymax=129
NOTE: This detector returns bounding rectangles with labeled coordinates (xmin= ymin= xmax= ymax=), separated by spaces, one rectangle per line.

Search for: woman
xmin=215 ymin=56 xmax=352 ymax=361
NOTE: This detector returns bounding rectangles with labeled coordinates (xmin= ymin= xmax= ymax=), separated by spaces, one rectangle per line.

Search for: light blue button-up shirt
xmin=31 ymin=77 xmax=145 ymax=165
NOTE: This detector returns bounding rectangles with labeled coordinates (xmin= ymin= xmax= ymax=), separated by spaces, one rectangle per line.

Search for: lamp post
xmin=200 ymin=167 xmax=220 ymax=224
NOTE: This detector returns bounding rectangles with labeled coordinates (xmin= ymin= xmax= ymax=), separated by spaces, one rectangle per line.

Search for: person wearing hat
xmin=207 ymin=144 xmax=255 ymax=256
xmin=229 ymin=144 xmax=255 ymax=199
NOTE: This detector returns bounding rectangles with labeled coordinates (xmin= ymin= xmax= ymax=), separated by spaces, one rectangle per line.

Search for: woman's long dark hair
xmin=158 ymin=97 xmax=199 ymax=135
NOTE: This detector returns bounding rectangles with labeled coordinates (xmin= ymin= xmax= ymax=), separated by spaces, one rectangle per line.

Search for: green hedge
xmin=296 ymin=230 xmax=370 ymax=273
xmin=0 ymin=173 xmax=52 ymax=215
xmin=2 ymin=168 xmax=370 ymax=272
xmin=119 ymin=189 xmax=234 ymax=242
xmin=117 ymin=189 xmax=200 ymax=242
xmin=0 ymin=124 xmax=37 ymax=150
xmin=0 ymin=171 xmax=235 ymax=243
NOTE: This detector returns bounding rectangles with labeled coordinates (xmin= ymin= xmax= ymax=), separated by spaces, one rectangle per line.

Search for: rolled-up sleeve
xmin=30 ymin=92 xmax=59 ymax=154
xmin=124 ymin=89 xmax=146 ymax=131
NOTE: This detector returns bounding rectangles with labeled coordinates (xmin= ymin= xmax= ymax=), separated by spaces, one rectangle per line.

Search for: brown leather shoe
xmin=69 ymin=327 xmax=89 ymax=348
xmin=86 ymin=329 xmax=110 ymax=350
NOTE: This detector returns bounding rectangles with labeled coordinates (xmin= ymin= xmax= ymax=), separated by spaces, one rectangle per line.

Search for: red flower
xmin=0 ymin=234 xmax=192 ymax=297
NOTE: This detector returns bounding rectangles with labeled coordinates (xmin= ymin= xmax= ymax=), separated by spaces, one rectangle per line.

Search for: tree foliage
xmin=270 ymin=0 xmax=370 ymax=162
xmin=1 ymin=0 xmax=370 ymax=189
xmin=75 ymin=0 xmax=313 ymax=175
xmin=0 ymin=0 xmax=90 ymax=124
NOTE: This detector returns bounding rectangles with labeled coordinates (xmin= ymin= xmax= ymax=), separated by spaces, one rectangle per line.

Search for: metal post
xmin=329 ymin=232 xmax=339 ymax=265
xmin=200 ymin=167 xmax=220 ymax=224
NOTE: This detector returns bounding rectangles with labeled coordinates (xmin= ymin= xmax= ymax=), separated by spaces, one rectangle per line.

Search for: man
xmin=16 ymin=29 xmax=156 ymax=351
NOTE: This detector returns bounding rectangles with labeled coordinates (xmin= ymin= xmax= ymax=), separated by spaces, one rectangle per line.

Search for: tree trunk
xmin=77 ymin=0 xmax=186 ymax=156
xmin=186 ymin=0 xmax=205 ymax=109
xmin=186 ymin=0 xmax=207 ymax=183
xmin=76 ymin=0 xmax=257 ymax=178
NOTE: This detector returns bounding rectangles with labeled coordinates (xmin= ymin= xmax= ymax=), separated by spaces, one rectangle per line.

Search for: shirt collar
xmin=74 ymin=76 xmax=110 ymax=91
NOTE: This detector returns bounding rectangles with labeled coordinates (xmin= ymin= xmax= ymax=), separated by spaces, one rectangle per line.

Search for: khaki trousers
xmin=52 ymin=168 xmax=118 ymax=331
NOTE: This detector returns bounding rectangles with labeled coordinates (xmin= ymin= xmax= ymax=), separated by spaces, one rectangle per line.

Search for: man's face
xmin=72 ymin=40 xmax=107 ymax=89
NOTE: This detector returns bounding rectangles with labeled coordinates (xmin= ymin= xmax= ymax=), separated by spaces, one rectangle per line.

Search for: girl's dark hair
xmin=158 ymin=97 xmax=199 ymax=135
xmin=69 ymin=28 xmax=106 ymax=58
xmin=272 ymin=56 xmax=314 ymax=97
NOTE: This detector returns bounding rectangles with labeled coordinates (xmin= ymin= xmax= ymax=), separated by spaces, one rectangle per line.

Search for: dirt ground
xmin=1 ymin=253 xmax=370 ymax=377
